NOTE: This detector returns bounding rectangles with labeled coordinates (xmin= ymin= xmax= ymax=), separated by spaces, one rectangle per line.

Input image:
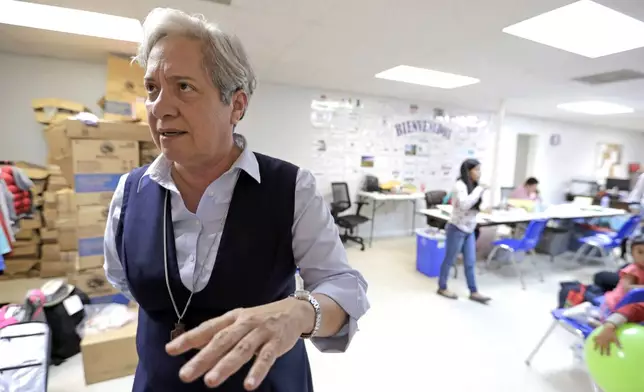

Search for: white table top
xmin=357 ymin=191 xmax=425 ymax=201
xmin=419 ymin=203 xmax=626 ymax=225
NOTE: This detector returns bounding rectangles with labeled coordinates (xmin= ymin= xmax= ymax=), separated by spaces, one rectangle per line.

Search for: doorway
xmin=513 ymin=134 xmax=538 ymax=186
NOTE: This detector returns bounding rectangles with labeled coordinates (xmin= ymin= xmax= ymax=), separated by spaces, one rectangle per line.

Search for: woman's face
xmin=469 ymin=165 xmax=481 ymax=182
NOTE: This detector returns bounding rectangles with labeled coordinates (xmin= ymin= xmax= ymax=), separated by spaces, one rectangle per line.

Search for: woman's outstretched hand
xmin=166 ymin=298 xmax=314 ymax=390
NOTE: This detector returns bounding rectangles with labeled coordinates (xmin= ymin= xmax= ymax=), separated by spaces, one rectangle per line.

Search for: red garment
xmin=615 ymin=303 xmax=644 ymax=323
xmin=604 ymin=264 xmax=644 ymax=311
xmin=0 ymin=166 xmax=31 ymax=215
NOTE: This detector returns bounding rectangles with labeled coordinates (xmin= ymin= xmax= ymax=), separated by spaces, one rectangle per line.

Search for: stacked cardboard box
xmin=102 ymin=54 xmax=147 ymax=123
xmin=44 ymin=119 xmax=150 ymax=296
xmin=2 ymin=214 xmax=42 ymax=279
xmin=139 ymin=141 xmax=160 ymax=166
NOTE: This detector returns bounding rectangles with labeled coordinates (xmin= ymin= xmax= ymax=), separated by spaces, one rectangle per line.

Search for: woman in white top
xmin=437 ymin=159 xmax=491 ymax=303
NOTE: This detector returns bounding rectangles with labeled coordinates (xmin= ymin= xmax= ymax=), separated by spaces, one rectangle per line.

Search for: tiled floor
xmin=49 ymin=237 xmax=604 ymax=391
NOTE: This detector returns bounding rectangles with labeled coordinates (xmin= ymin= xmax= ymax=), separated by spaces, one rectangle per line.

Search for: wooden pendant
xmin=171 ymin=322 xmax=186 ymax=340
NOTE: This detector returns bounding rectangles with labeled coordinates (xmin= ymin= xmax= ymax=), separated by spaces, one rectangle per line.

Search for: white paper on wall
xmin=308 ymin=94 xmax=492 ymax=194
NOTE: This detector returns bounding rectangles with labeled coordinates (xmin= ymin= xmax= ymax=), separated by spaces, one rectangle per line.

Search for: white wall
xmin=498 ymin=116 xmax=644 ymax=205
xmin=3 ymin=52 xmax=644 ymax=237
xmin=0 ymin=52 xmax=106 ymax=165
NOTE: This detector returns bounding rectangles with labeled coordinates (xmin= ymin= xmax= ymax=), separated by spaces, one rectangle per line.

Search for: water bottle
xmin=600 ymin=195 xmax=610 ymax=208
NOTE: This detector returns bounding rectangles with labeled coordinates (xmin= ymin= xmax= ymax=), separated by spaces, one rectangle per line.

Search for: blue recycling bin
xmin=416 ymin=229 xmax=446 ymax=278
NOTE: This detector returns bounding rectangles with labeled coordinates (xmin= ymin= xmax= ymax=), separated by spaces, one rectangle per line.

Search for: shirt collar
xmin=137 ymin=133 xmax=260 ymax=193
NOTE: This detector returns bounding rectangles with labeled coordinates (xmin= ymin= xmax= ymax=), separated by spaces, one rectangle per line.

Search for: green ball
xmin=584 ymin=324 xmax=644 ymax=392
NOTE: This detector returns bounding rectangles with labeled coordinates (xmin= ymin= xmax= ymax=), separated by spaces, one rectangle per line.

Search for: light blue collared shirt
xmin=104 ymin=134 xmax=369 ymax=352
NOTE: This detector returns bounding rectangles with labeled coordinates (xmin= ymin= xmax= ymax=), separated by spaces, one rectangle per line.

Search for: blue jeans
xmin=438 ymin=224 xmax=478 ymax=293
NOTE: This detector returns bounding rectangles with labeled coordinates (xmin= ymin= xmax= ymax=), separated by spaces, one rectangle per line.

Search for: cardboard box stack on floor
xmin=44 ymin=119 xmax=151 ymax=297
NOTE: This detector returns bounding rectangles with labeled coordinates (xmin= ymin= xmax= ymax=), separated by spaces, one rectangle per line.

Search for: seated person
xmin=588 ymin=236 xmax=644 ymax=354
xmin=510 ymin=177 xmax=540 ymax=200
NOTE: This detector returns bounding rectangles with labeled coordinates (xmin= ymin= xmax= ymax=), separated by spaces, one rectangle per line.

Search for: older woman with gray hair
xmin=103 ymin=8 xmax=369 ymax=392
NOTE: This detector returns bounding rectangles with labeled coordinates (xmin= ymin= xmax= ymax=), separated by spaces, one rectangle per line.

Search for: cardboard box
xmin=9 ymin=242 xmax=40 ymax=258
xmin=76 ymin=192 xmax=114 ymax=208
xmin=40 ymin=251 xmax=76 ymax=278
xmin=104 ymin=54 xmax=147 ymax=122
xmin=77 ymin=237 xmax=104 ymax=271
xmin=81 ymin=320 xmax=138 ymax=385
xmin=56 ymin=189 xmax=77 ymax=213
xmin=139 ymin=141 xmax=159 ymax=166
xmin=57 ymin=217 xmax=78 ymax=251
xmin=15 ymin=229 xmax=37 ymax=241
xmin=43 ymin=207 xmax=57 ymax=228
xmin=64 ymin=119 xmax=150 ymax=142
xmin=41 ymin=243 xmax=61 ymax=261
xmin=20 ymin=212 xmax=42 ymax=230
xmin=44 ymin=120 xmax=149 ymax=188
xmin=40 ymin=261 xmax=71 ymax=278
xmin=48 ymin=175 xmax=69 ymax=192
xmin=69 ymin=268 xmax=118 ymax=298
xmin=31 ymin=98 xmax=88 ymax=125
xmin=2 ymin=259 xmax=39 ymax=277
xmin=40 ymin=227 xmax=58 ymax=244
xmin=72 ymin=139 xmax=139 ymax=203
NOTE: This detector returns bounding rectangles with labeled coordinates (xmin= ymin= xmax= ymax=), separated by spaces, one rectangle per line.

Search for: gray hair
xmin=135 ymin=8 xmax=257 ymax=106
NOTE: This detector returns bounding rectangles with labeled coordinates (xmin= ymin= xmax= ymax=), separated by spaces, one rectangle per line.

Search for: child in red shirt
xmin=593 ymin=236 xmax=644 ymax=355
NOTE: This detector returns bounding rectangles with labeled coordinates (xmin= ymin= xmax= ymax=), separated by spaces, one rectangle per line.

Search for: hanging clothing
xmin=0 ymin=179 xmax=16 ymax=225
xmin=0 ymin=165 xmax=34 ymax=217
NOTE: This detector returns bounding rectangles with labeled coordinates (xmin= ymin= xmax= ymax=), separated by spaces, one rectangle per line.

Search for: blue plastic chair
xmin=525 ymin=288 xmax=644 ymax=391
xmin=573 ymin=214 xmax=641 ymax=267
xmin=485 ymin=219 xmax=549 ymax=290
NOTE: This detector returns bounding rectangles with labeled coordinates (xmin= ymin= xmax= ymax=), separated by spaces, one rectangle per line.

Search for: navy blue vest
xmin=115 ymin=153 xmax=313 ymax=392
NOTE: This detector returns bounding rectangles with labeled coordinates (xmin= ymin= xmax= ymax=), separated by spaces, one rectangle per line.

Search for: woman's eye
xmin=179 ymin=82 xmax=194 ymax=92
xmin=145 ymin=84 xmax=157 ymax=93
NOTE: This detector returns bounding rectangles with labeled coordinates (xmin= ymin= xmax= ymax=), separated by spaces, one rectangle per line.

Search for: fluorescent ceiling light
xmin=375 ymin=65 xmax=480 ymax=89
xmin=502 ymin=0 xmax=644 ymax=58
xmin=557 ymin=101 xmax=634 ymax=115
xmin=0 ymin=0 xmax=142 ymax=43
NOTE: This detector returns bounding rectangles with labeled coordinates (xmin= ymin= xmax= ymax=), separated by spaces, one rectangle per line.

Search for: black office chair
xmin=424 ymin=190 xmax=448 ymax=229
xmin=330 ymin=182 xmax=370 ymax=251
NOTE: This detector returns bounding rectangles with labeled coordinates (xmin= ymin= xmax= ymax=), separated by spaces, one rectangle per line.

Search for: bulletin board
xmin=308 ymin=94 xmax=493 ymax=194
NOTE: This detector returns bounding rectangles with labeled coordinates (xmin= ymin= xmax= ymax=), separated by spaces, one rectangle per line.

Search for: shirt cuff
xmin=309 ymin=275 xmax=370 ymax=353
xmin=605 ymin=312 xmax=628 ymax=326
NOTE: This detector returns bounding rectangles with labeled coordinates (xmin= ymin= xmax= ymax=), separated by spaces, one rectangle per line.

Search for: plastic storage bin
xmin=416 ymin=229 xmax=446 ymax=278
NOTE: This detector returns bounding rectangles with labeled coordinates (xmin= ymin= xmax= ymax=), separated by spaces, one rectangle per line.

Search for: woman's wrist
xmin=287 ymin=297 xmax=316 ymax=336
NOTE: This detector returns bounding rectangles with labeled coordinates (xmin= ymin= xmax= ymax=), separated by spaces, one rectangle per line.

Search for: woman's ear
xmin=230 ymin=90 xmax=248 ymax=125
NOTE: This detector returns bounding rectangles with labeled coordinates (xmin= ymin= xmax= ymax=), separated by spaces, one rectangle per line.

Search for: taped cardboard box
xmin=104 ymin=54 xmax=147 ymax=122
xmin=81 ymin=318 xmax=138 ymax=385
xmin=44 ymin=120 xmax=149 ymax=189
xmin=40 ymin=251 xmax=76 ymax=278
xmin=1 ymin=259 xmax=39 ymax=279
xmin=9 ymin=241 xmax=40 ymax=258
xmin=41 ymin=243 xmax=61 ymax=261
xmin=20 ymin=211 xmax=42 ymax=230
xmin=72 ymin=139 xmax=139 ymax=201
xmin=56 ymin=216 xmax=78 ymax=251
xmin=15 ymin=229 xmax=37 ymax=241
xmin=69 ymin=267 xmax=118 ymax=298
xmin=56 ymin=189 xmax=77 ymax=214
xmin=77 ymin=237 xmax=104 ymax=271
xmin=40 ymin=227 xmax=58 ymax=244
xmin=43 ymin=207 xmax=57 ymax=228
xmin=31 ymin=98 xmax=89 ymax=125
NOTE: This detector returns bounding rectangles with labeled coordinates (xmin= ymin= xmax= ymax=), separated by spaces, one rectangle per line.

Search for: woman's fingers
xmin=178 ymin=320 xmax=253 ymax=383
xmin=166 ymin=311 xmax=238 ymax=355
xmin=244 ymin=341 xmax=280 ymax=391
xmin=203 ymin=328 xmax=270 ymax=389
